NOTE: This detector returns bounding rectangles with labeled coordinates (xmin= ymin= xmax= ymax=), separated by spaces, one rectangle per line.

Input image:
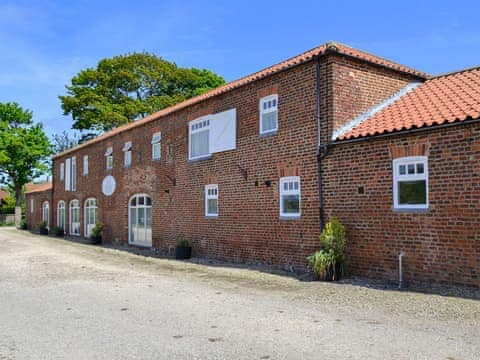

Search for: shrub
xmin=19 ymin=219 xmax=27 ymax=230
xmin=53 ymin=226 xmax=64 ymax=236
xmin=177 ymin=239 xmax=190 ymax=247
xmin=91 ymin=222 xmax=104 ymax=238
xmin=38 ymin=221 xmax=48 ymax=230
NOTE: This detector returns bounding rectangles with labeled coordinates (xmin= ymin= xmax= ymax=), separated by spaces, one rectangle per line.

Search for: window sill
xmin=152 ymin=158 xmax=161 ymax=162
xmin=260 ymin=130 xmax=278 ymax=138
xmin=205 ymin=214 xmax=218 ymax=219
xmin=280 ymin=215 xmax=301 ymax=221
xmin=188 ymin=155 xmax=212 ymax=163
xmin=392 ymin=207 xmax=429 ymax=214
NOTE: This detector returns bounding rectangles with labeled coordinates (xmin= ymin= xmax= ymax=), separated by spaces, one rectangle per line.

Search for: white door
xmin=84 ymin=198 xmax=97 ymax=237
xmin=129 ymin=195 xmax=152 ymax=247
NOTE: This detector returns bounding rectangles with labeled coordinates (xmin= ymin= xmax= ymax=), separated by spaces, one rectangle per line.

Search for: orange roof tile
xmin=338 ymin=66 xmax=480 ymax=140
xmin=54 ymin=41 xmax=427 ymax=158
xmin=25 ymin=182 xmax=52 ymax=194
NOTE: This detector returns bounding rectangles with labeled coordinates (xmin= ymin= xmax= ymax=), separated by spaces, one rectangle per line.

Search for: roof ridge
xmin=431 ymin=65 xmax=480 ymax=79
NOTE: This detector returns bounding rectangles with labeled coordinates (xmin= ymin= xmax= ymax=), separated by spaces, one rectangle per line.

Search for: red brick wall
xmin=25 ymin=190 xmax=52 ymax=232
xmin=323 ymin=124 xmax=480 ymax=287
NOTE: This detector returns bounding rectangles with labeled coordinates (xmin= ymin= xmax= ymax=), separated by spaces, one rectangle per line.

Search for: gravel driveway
xmin=0 ymin=227 xmax=478 ymax=359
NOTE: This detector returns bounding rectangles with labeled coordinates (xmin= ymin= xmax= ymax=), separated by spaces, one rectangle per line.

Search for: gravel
xmin=1 ymin=227 xmax=479 ymax=359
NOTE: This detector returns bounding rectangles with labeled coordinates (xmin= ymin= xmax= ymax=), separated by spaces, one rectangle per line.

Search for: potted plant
xmin=308 ymin=218 xmax=346 ymax=281
xmin=53 ymin=226 xmax=65 ymax=237
xmin=175 ymin=239 xmax=192 ymax=260
xmin=38 ymin=221 xmax=49 ymax=235
xmin=90 ymin=222 xmax=104 ymax=245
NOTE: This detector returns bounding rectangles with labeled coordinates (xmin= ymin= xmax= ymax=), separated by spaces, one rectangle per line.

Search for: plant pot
xmin=323 ymin=262 xmax=342 ymax=281
xmin=175 ymin=246 xmax=192 ymax=260
xmin=39 ymin=228 xmax=49 ymax=235
xmin=90 ymin=236 xmax=102 ymax=245
xmin=55 ymin=230 xmax=64 ymax=237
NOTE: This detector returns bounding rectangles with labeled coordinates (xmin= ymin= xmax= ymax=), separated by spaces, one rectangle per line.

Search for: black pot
xmin=324 ymin=262 xmax=342 ymax=281
xmin=55 ymin=230 xmax=64 ymax=237
xmin=39 ymin=228 xmax=49 ymax=235
xmin=175 ymin=246 xmax=192 ymax=260
xmin=90 ymin=236 xmax=102 ymax=245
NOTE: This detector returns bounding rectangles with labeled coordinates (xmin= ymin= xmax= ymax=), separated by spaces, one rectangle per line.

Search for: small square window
xmin=259 ymin=94 xmax=278 ymax=135
xmin=416 ymin=163 xmax=424 ymax=174
xmin=399 ymin=165 xmax=406 ymax=175
xmin=280 ymin=176 xmax=301 ymax=218
xmin=407 ymin=164 xmax=415 ymax=174
xmin=205 ymin=184 xmax=218 ymax=217
xmin=393 ymin=157 xmax=428 ymax=210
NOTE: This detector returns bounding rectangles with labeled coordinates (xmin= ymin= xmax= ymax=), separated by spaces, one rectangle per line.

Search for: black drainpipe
xmin=315 ymin=57 xmax=328 ymax=231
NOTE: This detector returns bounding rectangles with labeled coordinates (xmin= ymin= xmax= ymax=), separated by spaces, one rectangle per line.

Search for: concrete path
xmin=0 ymin=228 xmax=478 ymax=359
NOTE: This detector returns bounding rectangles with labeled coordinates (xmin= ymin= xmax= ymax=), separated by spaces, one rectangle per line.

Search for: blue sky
xmin=1 ymin=0 xmax=479 ymax=137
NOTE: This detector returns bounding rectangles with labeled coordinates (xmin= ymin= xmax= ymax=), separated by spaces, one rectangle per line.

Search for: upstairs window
xmin=189 ymin=117 xmax=210 ymax=160
xmin=393 ymin=156 xmax=428 ymax=210
xmin=123 ymin=141 xmax=132 ymax=167
xmin=152 ymin=132 xmax=161 ymax=160
xmin=65 ymin=157 xmax=76 ymax=192
xmin=30 ymin=199 xmax=34 ymax=213
xmin=60 ymin=162 xmax=65 ymax=181
xmin=83 ymin=155 xmax=89 ymax=176
xmin=279 ymin=176 xmax=301 ymax=218
xmin=205 ymin=184 xmax=218 ymax=217
xmin=260 ymin=94 xmax=278 ymax=135
xmin=105 ymin=147 xmax=113 ymax=170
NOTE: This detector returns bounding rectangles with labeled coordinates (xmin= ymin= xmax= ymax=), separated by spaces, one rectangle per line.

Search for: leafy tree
xmin=0 ymin=102 xmax=52 ymax=207
xmin=51 ymin=130 xmax=80 ymax=154
xmin=60 ymin=52 xmax=225 ymax=132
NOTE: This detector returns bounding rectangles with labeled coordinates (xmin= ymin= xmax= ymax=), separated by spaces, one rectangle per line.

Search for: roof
xmin=54 ymin=41 xmax=428 ymax=158
xmin=25 ymin=182 xmax=52 ymax=194
xmin=337 ymin=66 xmax=480 ymax=140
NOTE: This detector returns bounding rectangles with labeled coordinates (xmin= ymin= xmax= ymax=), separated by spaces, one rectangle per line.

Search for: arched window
xmin=57 ymin=201 xmax=65 ymax=230
xmin=84 ymin=198 xmax=97 ymax=237
xmin=42 ymin=201 xmax=50 ymax=229
xmin=69 ymin=199 xmax=80 ymax=236
xmin=128 ymin=194 xmax=152 ymax=247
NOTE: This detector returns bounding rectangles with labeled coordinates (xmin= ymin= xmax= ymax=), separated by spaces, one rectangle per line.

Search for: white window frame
xmin=188 ymin=116 xmax=211 ymax=161
xmin=105 ymin=147 xmax=113 ymax=170
xmin=152 ymin=132 xmax=161 ymax=160
xmin=57 ymin=200 xmax=65 ymax=230
xmin=279 ymin=176 xmax=301 ymax=218
xmin=84 ymin=198 xmax=97 ymax=237
xmin=60 ymin=162 xmax=65 ymax=181
xmin=123 ymin=141 xmax=132 ymax=167
xmin=205 ymin=184 xmax=218 ymax=217
xmin=393 ymin=156 xmax=429 ymax=210
xmin=259 ymin=94 xmax=278 ymax=135
xmin=42 ymin=201 xmax=49 ymax=229
xmin=71 ymin=156 xmax=77 ymax=191
xmin=69 ymin=199 xmax=80 ymax=236
xmin=128 ymin=194 xmax=152 ymax=247
xmin=83 ymin=155 xmax=89 ymax=176
xmin=30 ymin=199 xmax=34 ymax=213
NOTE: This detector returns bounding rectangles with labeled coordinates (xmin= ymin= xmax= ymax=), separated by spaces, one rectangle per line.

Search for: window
xmin=105 ymin=147 xmax=113 ymax=170
xmin=393 ymin=156 xmax=428 ymax=210
xmin=57 ymin=201 xmax=65 ymax=230
xmin=152 ymin=132 xmax=161 ymax=160
xmin=188 ymin=109 xmax=237 ymax=161
xmin=205 ymin=184 xmax=218 ymax=217
xmin=129 ymin=194 xmax=152 ymax=247
xmin=84 ymin=198 xmax=97 ymax=237
xmin=259 ymin=94 xmax=278 ymax=135
xmin=65 ymin=157 xmax=76 ymax=191
xmin=189 ymin=117 xmax=210 ymax=160
xmin=279 ymin=176 xmax=301 ymax=218
xmin=42 ymin=201 xmax=49 ymax=229
xmin=30 ymin=199 xmax=34 ymax=213
xmin=71 ymin=156 xmax=77 ymax=191
xmin=123 ymin=141 xmax=132 ymax=167
xmin=69 ymin=199 xmax=80 ymax=236
xmin=60 ymin=163 xmax=65 ymax=181
xmin=83 ymin=155 xmax=89 ymax=176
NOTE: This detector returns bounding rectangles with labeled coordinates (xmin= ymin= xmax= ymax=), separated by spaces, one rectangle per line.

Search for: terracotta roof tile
xmin=338 ymin=67 xmax=480 ymax=140
xmin=54 ymin=41 xmax=427 ymax=158
xmin=25 ymin=182 xmax=52 ymax=194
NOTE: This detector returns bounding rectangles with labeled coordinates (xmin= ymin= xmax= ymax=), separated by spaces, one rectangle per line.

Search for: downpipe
xmin=398 ymin=252 xmax=405 ymax=289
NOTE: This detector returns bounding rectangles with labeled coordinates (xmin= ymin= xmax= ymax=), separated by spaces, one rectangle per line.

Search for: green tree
xmin=60 ymin=52 xmax=225 ymax=132
xmin=0 ymin=102 xmax=52 ymax=208
xmin=51 ymin=130 xmax=80 ymax=154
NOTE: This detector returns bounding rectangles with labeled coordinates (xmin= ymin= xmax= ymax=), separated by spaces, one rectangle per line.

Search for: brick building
xmin=25 ymin=42 xmax=479 ymax=287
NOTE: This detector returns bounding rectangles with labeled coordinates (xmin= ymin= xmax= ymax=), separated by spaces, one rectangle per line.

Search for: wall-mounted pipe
xmin=398 ymin=252 xmax=405 ymax=289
